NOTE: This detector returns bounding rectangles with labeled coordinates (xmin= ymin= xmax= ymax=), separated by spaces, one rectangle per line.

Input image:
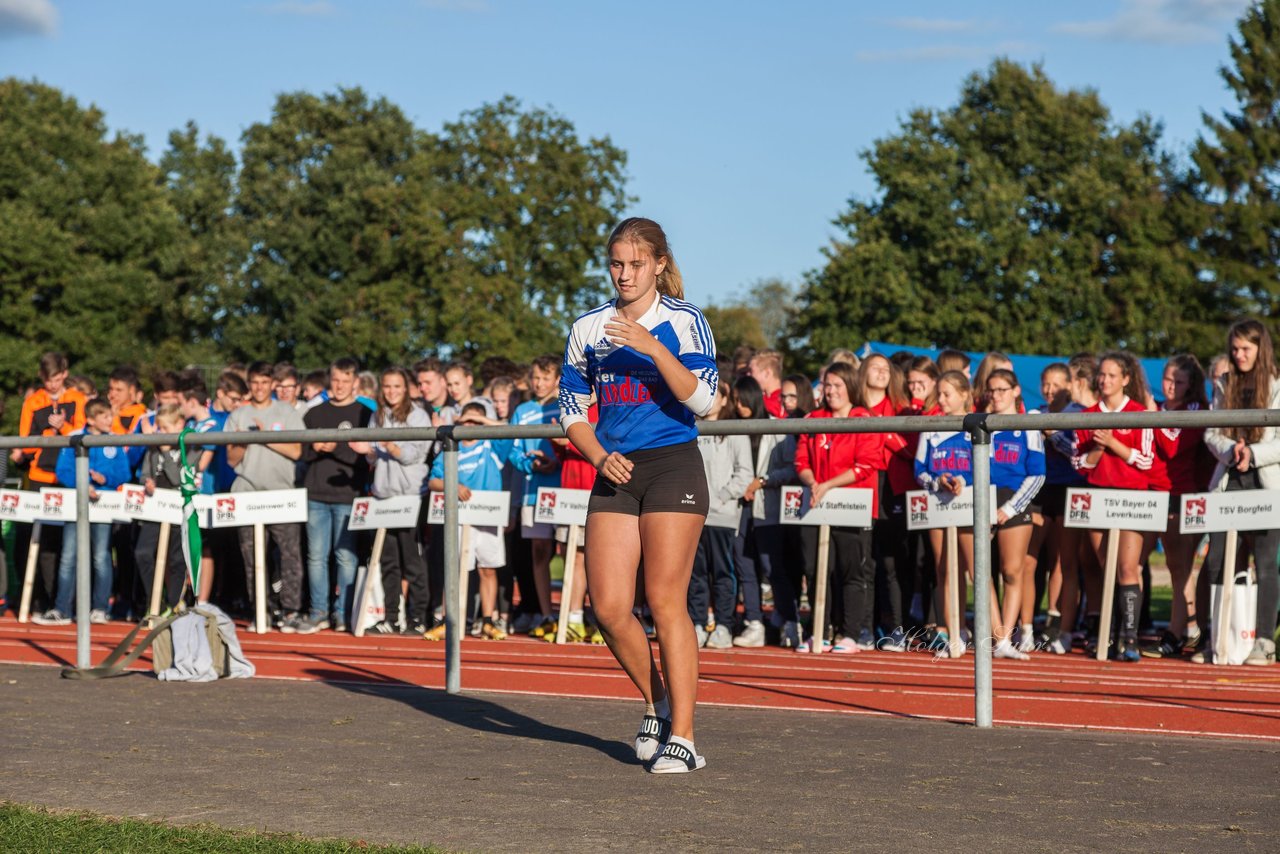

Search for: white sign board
xmin=905 ymin=486 xmax=999 ymax=530
xmin=426 ymin=490 xmax=511 ymax=527
xmin=0 ymin=490 xmax=42 ymax=523
xmin=534 ymin=487 xmax=590 ymax=526
xmin=348 ymin=495 xmax=422 ymax=530
xmin=37 ymin=488 xmax=76 ymax=522
xmin=1063 ymin=487 xmax=1169 ymax=532
xmin=120 ymin=485 xmax=185 ymax=525
xmin=778 ymin=486 xmax=874 ymax=528
xmin=87 ymin=489 xmax=126 ymax=523
xmin=1179 ymin=490 xmax=1280 ymax=534
xmin=208 ymin=488 xmax=309 ymax=528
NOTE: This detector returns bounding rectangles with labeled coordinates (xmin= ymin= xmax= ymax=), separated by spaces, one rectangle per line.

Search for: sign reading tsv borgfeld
xmin=348 ymin=495 xmax=422 ymax=530
xmin=778 ymin=486 xmax=873 ymax=528
xmin=0 ymin=490 xmax=43 ymax=523
xmin=1064 ymin=488 xmax=1168 ymax=532
xmin=427 ymin=490 xmax=511 ymax=527
xmin=120 ymin=485 xmax=185 ymax=525
xmin=533 ymin=487 xmax=590 ymax=526
xmin=905 ymin=486 xmax=1000 ymax=531
xmin=1179 ymin=490 xmax=1280 ymax=534
xmin=208 ymin=489 xmax=309 ymax=528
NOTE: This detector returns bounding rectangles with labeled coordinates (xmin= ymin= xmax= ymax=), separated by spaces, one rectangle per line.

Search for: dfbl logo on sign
xmin=432 ymin=493 xmax=446 ymax=512
xmin=353 ymin=500 xmax=370 ymax=519
xmin=536 ymin=491 xmax=556 ymax=523
xmin=909 ymin=494 xmax=928 ymax=525
xmin=124 ymin=488 xmax=146 ymax=514
xmin=43 ymin=492 xmax=64 ymax=517
xmin=1068 ymin=493 xmax=1091 ymax=524
xmin=1184 ymin=497 xmax=1207 ymax=530
xmin=0 ymin=494 xmax=17 ymax=515
xmin=216 ymin=497 xmax=237 ymax=523
xmin=783 ymin=490 xmax=803 ymax=521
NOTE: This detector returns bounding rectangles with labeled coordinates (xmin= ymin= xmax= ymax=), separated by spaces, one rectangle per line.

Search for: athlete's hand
xmin=996 ymin=508 xmax=1010 ymax=525
xmin=604 ymin=315 xmax=659 ymax=357
xmin=596 ymin=451 xmax=634 ymax=485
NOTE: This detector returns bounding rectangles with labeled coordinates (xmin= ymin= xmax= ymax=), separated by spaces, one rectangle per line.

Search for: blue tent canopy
xmin=860 ymin=342 xmax=1170 ymax=410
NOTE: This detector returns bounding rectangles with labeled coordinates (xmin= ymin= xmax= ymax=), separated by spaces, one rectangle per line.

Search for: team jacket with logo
xmin=19 ymin=388 xmax=87 ymax=484
xmin=990 ymin=429 xmax=1046 ymax=516
xmin=1149 ymin=401 xmax=1212 ymax=494
xmin=560 ymin=296 xmax=717 ymax=456
xmin=1073 ymin=397 xmax=1153 ymax=490
xmin=429 ymin=438 xmax=514 ymax=492
xmin=915 ymin=430 xmax=974 ymax=491
xmin=510 ymin=398 xmax=561 ymax=506
xmin=793 ymin=408 xmax=883 ymax=518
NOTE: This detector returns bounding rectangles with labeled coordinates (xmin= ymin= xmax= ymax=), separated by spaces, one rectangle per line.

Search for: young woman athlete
xmin=560 ymin=217 xmax=718 ymax=772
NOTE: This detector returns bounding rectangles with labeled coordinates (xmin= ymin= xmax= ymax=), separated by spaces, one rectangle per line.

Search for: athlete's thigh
xmin=639 ymin=512 xmax=704 ymax=593
xmin=996 ymin=525 xmax=1032 ymax=573
xmin=584 ymin=511 xmax=642 ymax=615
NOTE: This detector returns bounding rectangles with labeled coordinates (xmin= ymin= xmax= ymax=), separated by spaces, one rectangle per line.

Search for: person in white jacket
xmin=689 ymin=381 xmax=754 ymax=649
xmin=1203 ymin=319 xmax=1280 ymax=666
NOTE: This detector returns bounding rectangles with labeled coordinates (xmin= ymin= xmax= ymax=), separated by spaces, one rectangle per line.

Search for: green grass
xmin=0 ymin=803 xmax=448 ymax=853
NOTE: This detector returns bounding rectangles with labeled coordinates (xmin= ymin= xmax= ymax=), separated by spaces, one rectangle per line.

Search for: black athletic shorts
xmin=1038 ymin=483 xmax=1068 ymax=519
xmin=995 ymin=486 xmax=1033 ymax=529
xmin=588 ymin=440 xmax=709 ymax=518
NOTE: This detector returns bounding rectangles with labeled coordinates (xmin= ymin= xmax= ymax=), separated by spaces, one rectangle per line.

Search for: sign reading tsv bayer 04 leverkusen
xmin=904 ymin=486 xmax=1000 ymax=531
xmin=1063 ymin=487 xmax=1168 ymax=532
xmin=347 ymin=495 xmax=422 ymax=530
xmin=1179 ymin=490 xmax=1280 ymax=535
xmin=533 ymin=487 xmax=590 ymax=526
xmin=426 ymin=490 xmax=511 ymax=527
xmin=778 ymin=486 xmax=873 ymax=527
xmin=208 ymin=489 xmax=308 ymax=528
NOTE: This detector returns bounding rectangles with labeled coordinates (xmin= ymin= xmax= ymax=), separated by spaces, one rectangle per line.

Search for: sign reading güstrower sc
xmin=1179 ymin=490 xmax=1280 ymax=534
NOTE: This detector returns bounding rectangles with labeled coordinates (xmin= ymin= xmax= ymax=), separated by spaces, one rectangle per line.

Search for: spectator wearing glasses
xmin=273 ymin=363 xmax=304 ymax=411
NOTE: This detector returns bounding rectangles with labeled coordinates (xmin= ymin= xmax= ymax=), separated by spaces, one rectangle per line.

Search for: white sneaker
xmin=705 ymin=624 xmax=733 ymax=649
xmin=648 ymin=735 xmax=706 ymax=774
xmin=32 ymin=609 xmax=71 ymax=626
xmin=1016 ymin=624 xmax=1035 ymax=653
xmin=694 ymin=625 xmax=709 ymax=647
xmin=733 ymin=620 xmax=765 ymax=648
xmin=994 ymin=640 xmax=1030 ymax=660
xmin=89 ymin=609 xmax=110 ymax=625
xmin=1049 ymin=632 xmax=1072 ymax=655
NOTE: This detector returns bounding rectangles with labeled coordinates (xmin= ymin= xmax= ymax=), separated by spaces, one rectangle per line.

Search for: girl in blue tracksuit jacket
xmin=48 ymin=401 xmax=133 ymax=621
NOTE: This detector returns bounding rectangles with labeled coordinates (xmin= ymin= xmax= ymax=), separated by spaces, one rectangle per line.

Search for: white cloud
xmin=1054 ymin=0 xmax=1252 ymax=46
xmin=261 ymin=1 xmax=336 ymax=16
xmin=884 ymin=17 xmax=980 ymax=33
xmin=857 ymin=40 xmax=1034 ymax=64
xmin=0 ymin=0 xmax=56 ymax=37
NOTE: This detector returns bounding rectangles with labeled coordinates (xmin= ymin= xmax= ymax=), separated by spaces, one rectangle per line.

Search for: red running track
xmin=2 ymin=616 xmax=1278 ymax=742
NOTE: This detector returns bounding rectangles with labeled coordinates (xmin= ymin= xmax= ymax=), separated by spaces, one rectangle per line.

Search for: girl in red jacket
xmin=1073 ymin=351 xmax=1154 ymax=662
xmin=795 ymin=362 xmax=883 ymax=653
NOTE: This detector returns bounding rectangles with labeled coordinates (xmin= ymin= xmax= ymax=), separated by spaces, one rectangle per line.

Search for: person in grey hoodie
xmin=353 ymin=367 xmax=431 ymax=634
xmin=689 ymin=381 xmax=754 ymax=649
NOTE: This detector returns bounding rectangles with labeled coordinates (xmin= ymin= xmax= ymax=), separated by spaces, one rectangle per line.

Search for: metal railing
xmin=6 ymin=405 xmax=1280 ymax=728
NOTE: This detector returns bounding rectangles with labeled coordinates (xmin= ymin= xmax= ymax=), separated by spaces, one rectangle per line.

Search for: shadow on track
xmin=313 ymin=668 xmax=638 ymax=766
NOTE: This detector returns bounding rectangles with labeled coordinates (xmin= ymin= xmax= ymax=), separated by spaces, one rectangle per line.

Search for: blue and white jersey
xmin=510 ymin=398 xmax=560 ymax=506
xmin=429 ymin=438 xmax=514 ymax=492
xmin=560 ymin=295 xmax=717 ymax=456
xmin=991 ymin=429 xmax=1046 ymax=515
xmin=915 ymin=430 xmax=974 ymax=491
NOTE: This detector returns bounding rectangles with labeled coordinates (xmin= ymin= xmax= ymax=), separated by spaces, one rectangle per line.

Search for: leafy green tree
xmin=0 ymin=79 xmax=185 ymax=425
xmin=703 ymin=304 xmax=768 ymax=357
xmin=232 ymin=87 xmax=448 ymax=369
xmin=432 ymin=96 xmax=631 ymax=363
xmin=796 ymin=60 xmax=1213 ymax=362
xmin=1192 ymin=0 xmax=1280 ymax=323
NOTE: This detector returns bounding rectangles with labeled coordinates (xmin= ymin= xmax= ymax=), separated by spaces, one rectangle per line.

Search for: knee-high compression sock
xmin=1118 ymin=584 xmax=1141 ymax=641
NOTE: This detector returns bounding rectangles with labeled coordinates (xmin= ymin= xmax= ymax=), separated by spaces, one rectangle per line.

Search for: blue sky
xmin=0 ymin=0 xmax=1257 ymax=309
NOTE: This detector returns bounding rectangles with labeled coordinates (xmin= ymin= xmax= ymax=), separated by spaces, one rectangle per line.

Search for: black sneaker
xmin=278 ymin=612 xmax=303 ymax=634
xmin=367 ymin=620 xmax=398 ymax=635
xmin=404 ymin=622 xmax=428 ymax=637
xmin=1183 ymin=630 xmax=1206 ymax=657
xmin=1141 ymin=630 xmax=1180 ymax=659
xmin=32 ymin=609 xmax=71 ymax=626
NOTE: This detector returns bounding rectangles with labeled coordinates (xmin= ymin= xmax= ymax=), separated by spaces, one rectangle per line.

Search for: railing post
xmin=965 ymin=413 xmax=993 ymax=729
xmin=441 ymin=427 xmax=462 ymax=695
xmin=73 ymin=438 xmax=92 ymax=670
